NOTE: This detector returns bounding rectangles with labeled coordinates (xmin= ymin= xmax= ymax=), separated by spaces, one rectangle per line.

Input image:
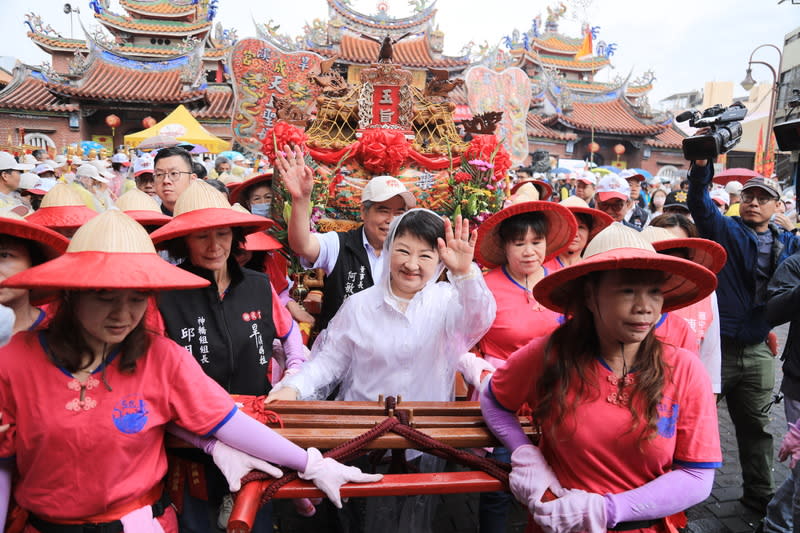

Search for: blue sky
xmin=0 ymin=0 xmax=793 ymax=105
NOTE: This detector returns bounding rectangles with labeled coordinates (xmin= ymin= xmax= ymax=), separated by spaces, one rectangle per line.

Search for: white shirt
xmin=283 ymin=263 xmax=496 ymax=402
xmin=303 ymin=228 xmax=384 ymax=283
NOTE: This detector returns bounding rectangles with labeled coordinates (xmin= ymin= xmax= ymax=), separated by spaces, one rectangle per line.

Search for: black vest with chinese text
xmin=318 ymin=228 xmax=375 ymax=331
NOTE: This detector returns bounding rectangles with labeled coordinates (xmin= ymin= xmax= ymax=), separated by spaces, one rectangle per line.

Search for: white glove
xmin=457 ymin=352 xmax=495 ymax=388
xmin=298 ymin=448 xmax=383 ymax=508
xmin=509 ymin=444 xmax=565 ymax=509
xmin=120 ymin=505 xmax=165 ymax=533
xmin=532 ymin=488 xmax=607 ymax=533
xmin=212 ymin=441 xmax=284 ymax=491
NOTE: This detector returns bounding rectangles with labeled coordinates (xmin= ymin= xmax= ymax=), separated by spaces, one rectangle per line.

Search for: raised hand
xmin=274 ymin=144 xmax=314 ymax=201
xmin=437 ymin=215 xmax=477 ymax=277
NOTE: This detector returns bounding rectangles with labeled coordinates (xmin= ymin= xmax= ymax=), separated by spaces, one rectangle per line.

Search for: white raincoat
xmin=281 ymin=208 xmax=497 ymax=402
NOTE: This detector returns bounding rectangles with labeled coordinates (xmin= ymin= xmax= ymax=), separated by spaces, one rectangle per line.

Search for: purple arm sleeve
xmin=215 ymin=409 xmax=308 ymax=472
xmin=479 ymin=380 xmax=532 ymax=453
xmin=282 ymin=322 xmax=307 ymax=372
xmin=0 ymin=461 xmax=10 ymax=526
xmin=167 ymin=423 xmax=215 ymax=455
xmin=604 ymin=467 xmax=714 ymax=527
xmin=279 ymin=286 xmax=291 ymax=307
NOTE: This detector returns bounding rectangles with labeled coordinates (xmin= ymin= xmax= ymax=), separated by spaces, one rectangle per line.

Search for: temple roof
xmin=118 ymin=0 xmax=198 ymax=18
xmin=29 ymin=32 xmax=87 ymax=54
xmin=312 ymin=33 xmax=469 ymax=69
xmin=645 ymin=123 xmax=685 ymax=149
xmin=95 ymin=11 xmax=211 ymax=37
xmin=547 ymin=98 xmax=667 ymax=136
xmin=533 ymin=34 xmax=583 ymax=54
xmin=511 ymin=48 xmax=610 ymax=72
xmin=526 ymin=113 xmax=577 ymax=141
xmin=45 ymin=50 xmax=206 ymax=104
xmin=191 ymin=84 xmax=233 ymax=119
xmin=0 ymin=67 xmax=76 ymax=113
xmin=327 ymin=0 xmax=437 ymax=33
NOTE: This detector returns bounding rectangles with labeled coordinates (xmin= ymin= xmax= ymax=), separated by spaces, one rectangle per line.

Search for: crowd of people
xmin=0 ymin=141 xmax=798 ymax=533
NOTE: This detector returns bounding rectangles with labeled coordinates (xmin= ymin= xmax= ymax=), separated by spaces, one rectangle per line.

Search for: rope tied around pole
xmin=239 ymin=396 xmax=512 ymax=507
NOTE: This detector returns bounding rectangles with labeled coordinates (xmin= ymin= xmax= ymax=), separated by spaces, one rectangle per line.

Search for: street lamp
xmin=741 ymin=44 xmax=782 ymax=176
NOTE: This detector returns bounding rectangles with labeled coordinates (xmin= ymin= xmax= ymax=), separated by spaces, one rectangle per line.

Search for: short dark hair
xmin=204 ymin=178 xmax=229 ymax=198
xmin=574 ymin=212 xmax=593 ymax=230
xmin=165 ymin=226 xmax=246 ymax=260
xmin=393 ymin=210 xmax=444 ymax=250
xmin=0 ymin=234 xmax=47 ymax=266
xmin=153 ymin=147 xmax=193 ymax=171
xmin=649 ymin=213 xmax=699 ymax=238
xmin=498 ymin=212 xmax=548 ymax=244
xmin=31 ymin=149 xmax=46 ymax=160
xmin=192 ymin=161 xmax=207 ymax=180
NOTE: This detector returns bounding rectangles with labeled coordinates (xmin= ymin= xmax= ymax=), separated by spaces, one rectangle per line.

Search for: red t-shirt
xmin=477 ymin=266 xmax=561 ymax=363
xmin=0 ymin=332 xmax=236 ymax=520
xmin=654 ymin=313 xmax=698 ymax=353
xmin=491 ymin=335 xmax=721 ymax=499
xmin=541 ymin=256 xmax=565 ymax=274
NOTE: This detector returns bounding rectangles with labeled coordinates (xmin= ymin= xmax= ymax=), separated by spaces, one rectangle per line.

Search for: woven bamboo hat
xmin=475 ymin=200 xmax=578 ymax=268
xmin=0 ymin=209 xmax=68 ymax=261
xmin=511 ymin=179 xmax=553 ymax=202
xmin=228 ymin=171 xmax=273 ymax=205
xmin=231 ymin=203 xmax=281 ymax=251
xmin=533 ymin=223 xmax=717 ymax=314
xmin=1 ymin=210 xmax=209 ymax=291
xmin=25 ymin=183 xmax=97 ymax=230
xmin=559 ymin=196 xmax=614 ymax=241
xmin=640 ymin=226 xmax=727 ymax=274
xmin=150 ymin=180 xmax=273 ymax=247
xmin=115 ymin=189 xmax=171 ymax=227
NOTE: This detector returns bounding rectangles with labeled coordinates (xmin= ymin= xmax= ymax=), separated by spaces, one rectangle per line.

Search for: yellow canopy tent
xmin=124 ymin=105 xmax=230 ymax=153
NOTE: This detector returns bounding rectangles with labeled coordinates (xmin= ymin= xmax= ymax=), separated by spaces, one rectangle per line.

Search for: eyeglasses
xmin=740 ymin=192 xmax=775 ymax=206
xmin=154 ymin=170 xmax=192 ymax=182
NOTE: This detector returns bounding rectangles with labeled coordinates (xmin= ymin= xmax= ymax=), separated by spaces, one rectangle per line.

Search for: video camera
xmin=676 ymin=102 xmax=747 ymax=160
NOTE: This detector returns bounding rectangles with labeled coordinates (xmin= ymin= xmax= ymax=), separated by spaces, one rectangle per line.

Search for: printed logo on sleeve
xmin=656 ymin=398 xmax=679 ymax=438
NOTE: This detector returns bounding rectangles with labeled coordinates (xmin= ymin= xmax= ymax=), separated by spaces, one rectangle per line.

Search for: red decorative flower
xmin=453 ymin=171 xmax=471 ymax=184
xmin=261 ymin=121 xmax=308 ymax=165
xmin=463 ymin=135 xmax=512 ymax=182
xmin=357 ymin=129 xmax=410 ymax=175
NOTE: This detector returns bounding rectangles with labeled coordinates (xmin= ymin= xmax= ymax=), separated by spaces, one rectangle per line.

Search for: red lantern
xmin=105 ymin=114 xmax=121 ymax=129
xmin=613 ymin=143 xmax=626 ymax=156
xmin=588 ymin=142 xmax=600 ymax=153
xmin=142 ymin=116 xmax=156 ymax=128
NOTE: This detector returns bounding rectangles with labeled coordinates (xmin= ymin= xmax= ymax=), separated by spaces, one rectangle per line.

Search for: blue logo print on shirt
xmin=112 ymin=395 xmax=150 ymax=434
xmin=656 ymin=400 xmax=679 ymax=438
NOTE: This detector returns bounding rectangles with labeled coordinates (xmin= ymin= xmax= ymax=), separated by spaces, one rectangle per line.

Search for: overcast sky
xmin=0 ymin=0 xmax=794 ymax=106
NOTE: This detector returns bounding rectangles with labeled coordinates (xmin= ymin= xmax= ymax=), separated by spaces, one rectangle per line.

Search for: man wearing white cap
xmin=574 ymin=171 xmax=597 ymax=207
xmin=0 ymin=152 xmax=34 ymax=214
xmin=278 ymin=145 xmax=416 ymax=331
xmin=595 ymin=174 xmax=641 ymax=230
xmin=72 ymin=164 xmax=113 ymax=212
xmin=726 ymin=180 xmax=743 ymax=216
xmin=110 ymin=152 xmax=130 ymax=197
xmin=133 ymin=156 xmax=157 ymax=198
xmin=619 ymin=169 xmax=650 ymax=229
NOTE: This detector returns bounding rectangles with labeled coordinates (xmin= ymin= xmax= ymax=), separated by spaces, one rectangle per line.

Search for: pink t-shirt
xmin=491 ymin=335 xmax=721 ymax=502
xmin=0 ymin=332 xmax=236 ymax=520
xmin=654 ymin=313 xmax=698 ymax=353
xmin=672 ymin=296 xmax=714 ymax=344
xmin=477 ymin=266 xmax=561 ymax=363
xmin=541 ymin=256 xmax=565 ymax=274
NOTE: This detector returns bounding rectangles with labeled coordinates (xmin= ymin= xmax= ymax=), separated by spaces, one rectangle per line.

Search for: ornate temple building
xmin=0 ymin=0 xmax=685 ymax=174
xmin=0 ymin=0 xmax=236 ymax=150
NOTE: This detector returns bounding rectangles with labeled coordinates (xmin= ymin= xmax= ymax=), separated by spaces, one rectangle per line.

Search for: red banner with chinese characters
xmin=230 ymin=39 xmax=324 ymax=155
xmin=371 ymin=85 xmax=401 ymax=127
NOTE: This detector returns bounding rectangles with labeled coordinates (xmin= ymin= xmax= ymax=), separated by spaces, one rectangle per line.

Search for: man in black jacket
xmin=278 ymin=145 xmax=415 ymax=331
xmin=762 ymin=251 xmax=800 ymax=531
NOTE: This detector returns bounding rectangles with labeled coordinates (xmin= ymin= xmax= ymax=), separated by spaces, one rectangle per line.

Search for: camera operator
xmin=687 ymin=152 xmax=800 ymax=516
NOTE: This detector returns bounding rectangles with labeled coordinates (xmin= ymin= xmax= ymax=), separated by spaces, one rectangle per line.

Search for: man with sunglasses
xmin=688 ymin=159 xmax=800 ymax=518
xmin=153 ymin=147 xmax=197 ymax=216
